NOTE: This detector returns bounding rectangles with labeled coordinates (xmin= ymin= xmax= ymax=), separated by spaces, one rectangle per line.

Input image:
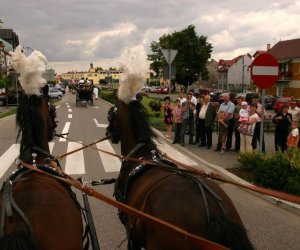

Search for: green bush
xmin=239 ymin=151 xmax=265 ymax=171
xmin=254 ymin=153 xmax=294 ymax=190
xmin=100 ymin=90 xmax=116 ymax=105
xmin=239 ymin=150 xmax=300 ymax=195
xmin=285 ymin=175 xmax=300 ymax=195
xmin=148 ymin=100 xmax=162 ymax=112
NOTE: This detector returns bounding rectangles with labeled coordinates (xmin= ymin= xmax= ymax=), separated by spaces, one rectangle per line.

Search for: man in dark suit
xmin=196 ymin=95 xmax=216 ymax=149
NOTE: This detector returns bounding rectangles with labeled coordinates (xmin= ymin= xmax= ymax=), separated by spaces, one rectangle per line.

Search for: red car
xmin=273 ymin=97 xmax=300 ymax=111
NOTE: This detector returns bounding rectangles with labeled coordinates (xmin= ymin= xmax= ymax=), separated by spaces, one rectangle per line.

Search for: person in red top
xmin=161 ymin=96 xmax=173 ymax=138
xmin=287 ymin=121 xmax=299 ymax=148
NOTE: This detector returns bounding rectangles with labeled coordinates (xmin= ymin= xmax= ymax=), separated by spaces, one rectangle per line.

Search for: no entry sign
xmin=251 ymin=53 xmax=279 ymax=88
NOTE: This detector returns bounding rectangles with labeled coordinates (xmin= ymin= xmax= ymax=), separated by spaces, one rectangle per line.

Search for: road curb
xmin=152 ymin=128 xmax=300 ymax=215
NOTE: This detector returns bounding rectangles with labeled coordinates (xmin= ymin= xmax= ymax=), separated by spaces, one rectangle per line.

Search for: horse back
xmin=126 ymin=166 xmax=250 ymax=250
xmin=0 ymin=172 xmax=83 ymax=250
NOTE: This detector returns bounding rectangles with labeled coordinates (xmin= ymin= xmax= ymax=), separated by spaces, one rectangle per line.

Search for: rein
xmin=20 ymin=160 xmax=229 ymax=250
xmin=53 ymin=134 xmax=300 ymax=205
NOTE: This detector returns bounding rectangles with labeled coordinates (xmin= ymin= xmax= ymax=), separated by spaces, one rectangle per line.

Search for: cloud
xmin=1 ymin=0 xmax=300 ymax=73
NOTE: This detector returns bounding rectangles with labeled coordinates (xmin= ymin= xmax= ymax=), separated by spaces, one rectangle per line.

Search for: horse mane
xmin=16 ymin=94 xmax=44 ymax=154
xmin=128 ymin=100 xmax=158 ymax=143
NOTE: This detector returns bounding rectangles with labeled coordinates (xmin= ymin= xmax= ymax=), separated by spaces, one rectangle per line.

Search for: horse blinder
xmin=106 ymin=106 xmax=120 ymax=143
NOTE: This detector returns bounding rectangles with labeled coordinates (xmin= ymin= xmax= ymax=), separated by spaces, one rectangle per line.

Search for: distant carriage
xmin=76 ymin=84 xmax=93 ymax=106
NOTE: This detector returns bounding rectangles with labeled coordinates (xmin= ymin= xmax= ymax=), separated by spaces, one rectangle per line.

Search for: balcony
xmin=278 ymin=71 xmax=292 ymax=82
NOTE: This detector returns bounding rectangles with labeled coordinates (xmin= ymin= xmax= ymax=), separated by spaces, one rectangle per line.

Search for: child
xmin=237 ymin=101 xmax=249 ymax=134
xmin=287 ymin=121 xmax=299 ymax=148
xmin=217 ymin=111 xmax=228 ymax=154
xmin=172 ymin=99 xmax=183 ymax=144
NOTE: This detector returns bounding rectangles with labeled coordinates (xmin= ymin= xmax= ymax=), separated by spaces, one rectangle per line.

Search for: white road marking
xmin=88 ymin=106 xmax=99 ymax=109
xmin=68 ymin=114 xmax=72 ymax=119
xmin=0 ymin=144 xmax=19 ymax=178
xmin=49 ymin=142 xmax=54 ymax=153
xmin=59 ymin=122 xmax=71 ymax=142
xmin=68 ymin=109 xmax=72 ymax=112
xmin=0 ymin=142 xmax=54 ymax=178
xmin=93 ymin=118 xmax=108 ymax=128
xmin=154 ymin=139 xmax=198 ymax=166
xmin=96 ymin=141 xmax=120 ymax=172
xmin=65 ymin=142 xmax=85 ymax=175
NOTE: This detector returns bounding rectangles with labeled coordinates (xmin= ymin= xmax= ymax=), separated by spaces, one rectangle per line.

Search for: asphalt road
xmin=0 ymin=91 xmax=299 ymax=250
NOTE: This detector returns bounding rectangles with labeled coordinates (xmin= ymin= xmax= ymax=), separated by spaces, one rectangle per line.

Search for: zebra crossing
xmin=0 ymin=101 xmax=198 ymax=179
xmin=0 ymin=138 xmax=198 ymax=179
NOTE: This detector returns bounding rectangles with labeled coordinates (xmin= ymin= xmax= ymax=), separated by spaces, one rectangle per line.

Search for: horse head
xmin=106 ymin=91 xmax=157 ymax=152
xmin=16 ymin=93 xmax=56 ymax=164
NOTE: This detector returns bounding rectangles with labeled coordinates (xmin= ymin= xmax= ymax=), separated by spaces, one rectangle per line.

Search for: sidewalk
xmin=0 ymin=105 xmax=15 ymax=119
xmin=154 ymin=128 xmax=300 ymax=215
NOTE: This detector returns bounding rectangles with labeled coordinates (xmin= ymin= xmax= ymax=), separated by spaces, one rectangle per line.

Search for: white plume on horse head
xmin=9 ymin=45 xmax=47 ymax=95
xmin=118 ymin=48 xmax=150 ymax=103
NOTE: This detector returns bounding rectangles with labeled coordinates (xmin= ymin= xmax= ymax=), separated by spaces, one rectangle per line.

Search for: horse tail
xmin=0 ymin=231 xmax=37 ymax=250
xmin=207 ymin=216 xmax=254 ymax=250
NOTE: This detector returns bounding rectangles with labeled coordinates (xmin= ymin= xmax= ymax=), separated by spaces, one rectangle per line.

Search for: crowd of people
xmin=161 ymin=91 xmax=300 ymax=158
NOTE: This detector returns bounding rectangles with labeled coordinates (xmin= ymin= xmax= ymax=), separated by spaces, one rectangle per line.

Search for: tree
xmin=148 ymin=25 xmax=212 ymax=87
xmin=0 ymin=72 xmax=14 ymax=90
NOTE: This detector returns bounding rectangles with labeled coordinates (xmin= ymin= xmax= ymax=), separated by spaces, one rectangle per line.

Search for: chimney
xmin=90 ymin=63 xmax=93 ymax=69
xmin=267 ymin=44 xmax=271 ymax=51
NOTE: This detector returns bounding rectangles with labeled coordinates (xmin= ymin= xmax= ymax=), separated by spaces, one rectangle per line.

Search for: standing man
xmin=177 ymin=92 xmax=186 ymax=106
xmin=197 ymin=95 xmax=216 ymax=149
xmin=180 ymin=92 xmax=195 ymax=146
xmin=215 ymin=94 xmax=235 ymax=151
xmin=233 ymin=96 xmax=244 ymax=152
xmin=272 ymin=104 xmax=292 ymax=151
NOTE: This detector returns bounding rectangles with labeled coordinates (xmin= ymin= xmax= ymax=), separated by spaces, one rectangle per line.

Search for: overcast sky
xmin=1 ymin=0 xmax=300 ymax=74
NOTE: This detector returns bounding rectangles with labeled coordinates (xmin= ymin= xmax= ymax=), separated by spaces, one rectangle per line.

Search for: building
xmin=218 ymin=54 xmax=252 ymax=92
xmin=199 ymin=59 xmax=219 ymax=88
xmin=61 ymin=63 xmax=124 ymax=84
xmin=264 ymin=38 xmax=300 ymax=97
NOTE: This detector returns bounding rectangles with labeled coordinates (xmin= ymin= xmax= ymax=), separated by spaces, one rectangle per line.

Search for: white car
xmin=49 ymin=87 xmax=63 ymax=100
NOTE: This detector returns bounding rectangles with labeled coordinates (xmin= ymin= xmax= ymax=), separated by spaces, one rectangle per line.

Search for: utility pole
xmin=161 ymin=49 xmax=178 ymax=95
xmin=242 ymin=55 xmax=245 ymax=93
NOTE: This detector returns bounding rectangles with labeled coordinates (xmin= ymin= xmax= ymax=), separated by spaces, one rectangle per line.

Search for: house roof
xmin=219 ymin=55 xmax=243 ymax=67
xmin=253 ymin=50 xmax=266 ymax=58
xmin=267 ymin=38 xmax=300 ymax=59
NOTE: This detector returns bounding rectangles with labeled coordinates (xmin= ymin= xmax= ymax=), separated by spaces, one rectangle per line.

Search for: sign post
xmin=161 ymin=49 xmax=178 ymax=95
xmin=250 ymin=53 xmax=279 ymax=153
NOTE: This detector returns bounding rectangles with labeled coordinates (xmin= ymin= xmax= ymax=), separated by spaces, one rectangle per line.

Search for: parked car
xmin=273 ymin=97 xmax=300 ymax=111
xmin=142 ymin=85 xmax=151 ymax=92
xmin=209 ymin=90 xmax=223 ymax=102
xmin=149 ymin=86 xmax=161 ymax=93
xmin=156 ymin=86 xmax=175 ymax=94
xmin=0 ymin=90 xmax=24 ymax=106
xmin=48 ymin=87 xmax=64 ymax=100
xmin=264 ymin=95 xmax=277 ymax=110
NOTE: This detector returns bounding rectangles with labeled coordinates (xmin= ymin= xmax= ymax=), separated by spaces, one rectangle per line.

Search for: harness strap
xmin=20 ymin=161 xmax=230 ymax=250
xmin=0 ymin=180 xmax=34 ymax=237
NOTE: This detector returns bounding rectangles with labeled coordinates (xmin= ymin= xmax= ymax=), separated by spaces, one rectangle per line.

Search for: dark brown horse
xmin=106 ymin=97 xmax=254 ymax=250
xmin=0 ymin=93 xmax=84 ymax=250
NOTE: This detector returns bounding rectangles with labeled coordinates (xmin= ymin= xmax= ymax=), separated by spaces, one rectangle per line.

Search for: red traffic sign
xmin=250 ymin=53 xmax=279 ymax=88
